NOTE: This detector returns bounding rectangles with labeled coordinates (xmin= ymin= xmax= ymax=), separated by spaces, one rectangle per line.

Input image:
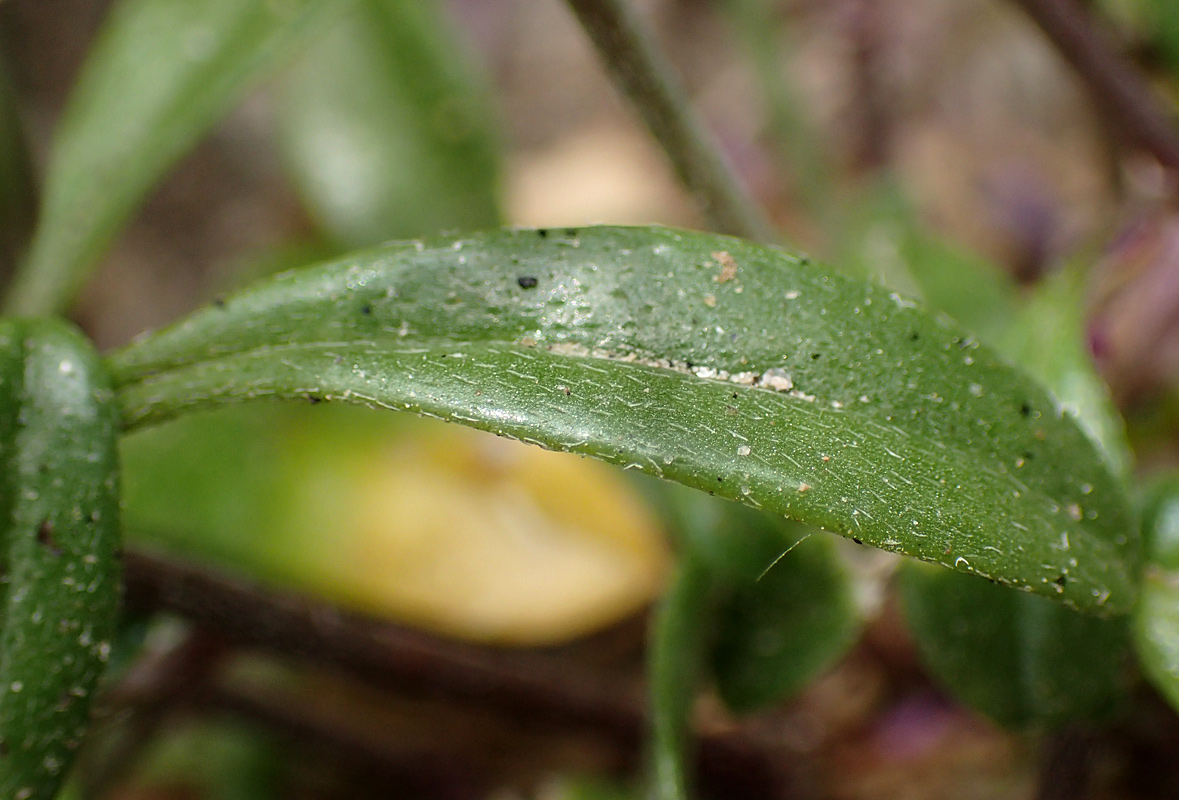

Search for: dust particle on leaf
xmin=517 ymin=276 xmax=539 ymax=289
xmin=711 ymin=251 xmax=738 ymax=283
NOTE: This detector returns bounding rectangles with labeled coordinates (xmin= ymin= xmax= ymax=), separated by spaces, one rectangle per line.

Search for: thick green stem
xmin=565 ymin=0 xmax=778 ymax=244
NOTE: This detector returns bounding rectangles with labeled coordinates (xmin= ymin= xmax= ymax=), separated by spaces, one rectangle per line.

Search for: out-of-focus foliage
xmin=277 ymin=0 xmax=501 ymax=246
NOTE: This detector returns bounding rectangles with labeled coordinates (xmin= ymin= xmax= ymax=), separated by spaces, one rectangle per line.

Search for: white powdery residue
xmin=544 ymin=344 xmax=811 ymax=396
xmin=785 ymin=290 xmax=800 ymax=300
xmin=737 ymin=445 xmax=751 ymax=456
xmin=757 ymin=368 xmax=793 ymax=392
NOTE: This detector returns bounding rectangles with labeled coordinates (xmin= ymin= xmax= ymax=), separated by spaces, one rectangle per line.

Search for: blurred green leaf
xmin=3 ymin=0 xmax=350 ymax=316
xmin=1142 ymin=0 xmax=1179 ymax=72
xmin=1133 ymin=477 xmax=1179 ymax=713
xmin=129 ymin=718 xmax=280 ymax=800
xmin=841 ymin=182 xmax=1017 ymax=345
xmin=710 ymin=512 xmax=859 ymax=713
xmin=1000 ymin=266 xmax=1132 ymax=481
xmin=899 ymin=561 xmax=1129 ymax=728
xmin=109 ymin=226 xmax=1137 ymax=613
xmin=655 ymin=485 xmax=859 ymax=713
xmin=277 ymin=0 xmax=500 ymax=247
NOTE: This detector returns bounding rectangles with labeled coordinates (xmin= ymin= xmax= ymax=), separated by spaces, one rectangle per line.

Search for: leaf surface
xmin=0 ymin=319 xmax=121 ymax=800
xmin=900 ymin=265 xmax=1133 ymax=727
xmin=108 ymin=226 xmax=1137 ymax=613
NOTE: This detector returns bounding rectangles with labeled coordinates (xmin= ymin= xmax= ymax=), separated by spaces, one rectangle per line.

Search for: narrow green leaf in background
xmin=1133 ymin=477 xmax=1179 ymax=714
xmin=900 ymin=264 xmax=1132 ymax=728
xmin=108 ymin=226 xmax=1136 ymax=613
xmin=277 ymin=0 xmax=501 ymax=247
xmin=3 ymin=0 xmax=351 ymax=317
xmin=1000 ymin=266 xmax=1132 ymax=481
xmin=0 ymin=318 xmax=121 ymax=800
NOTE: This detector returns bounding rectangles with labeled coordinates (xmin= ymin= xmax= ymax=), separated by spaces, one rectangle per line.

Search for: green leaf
xmin=1133 ymin=477 xmax=1179 ymax=713
xmin=277 ymin=0 xmax=501 ymax=246
xmin=1000 ymin=266 xmax=1132 ymax=481
xmin=3 ymin=0 xmax=351 ymax=316
xmin=0 ymin=318 xmax=121 ymax=800
xmin=107 ymin=225 xmax=1137 ymax=614
xmin=899 ymin=267 xmax=1133 ymax=728
xmin=710 ymin=513 xmax=859 ymax=713
xmin=898 ymin=561 xmax=1129 ymax=728
xmin=652 ymin=484 xmax=859 ymax=713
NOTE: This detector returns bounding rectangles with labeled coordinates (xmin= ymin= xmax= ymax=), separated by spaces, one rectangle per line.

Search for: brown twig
xmin=77 ymin=626 xmax=229 ymax=799
xmin=1035 ymin=726 xmax=1100 ymax=800
xmin=1010 ymin=0 xmax=1179 ymax=172
xmin=122 ymin=548 xmax=644 ymax=737
xmin=563 ymin=0 xmax=779 ymax=243
xmin=121 ymin=547 xmax=801 ymax=798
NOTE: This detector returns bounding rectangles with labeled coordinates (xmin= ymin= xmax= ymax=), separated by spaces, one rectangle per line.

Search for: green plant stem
xmin=564 ymin=0 xmax=777 ymax=243
xmin=648 ymin=551 xmax=720 ymax=800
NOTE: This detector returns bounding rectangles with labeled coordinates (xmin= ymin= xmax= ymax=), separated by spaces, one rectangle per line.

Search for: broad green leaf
xmin=108 ymin=226 xmax=1137 ymax=614
xmin=900 ymin=266 xmax=1132 ymax=728
xmin=898 ymin=562 xmax=1129 ymax=728
xmin=3 ymin=0 xmax=350 ymax=316
xmin=705 ymin=503 xmax=858 ymax=713
xmin=1133 ymin=477 xmax=1179 ymax=713
xmin=651 ymin=485 xmax=859 ymax=713
xmin=277 ymin=0 xmax=501 ymax=246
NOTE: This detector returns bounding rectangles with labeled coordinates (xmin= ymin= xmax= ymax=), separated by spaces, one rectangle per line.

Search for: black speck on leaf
xmin=38 ymin=519 xmax=62 ymax=556
xmin=1054 ymin=574 xmax=1069 ymax=587
xmin=537 ymin=228 xmax=548 ymax=238
xmin=852 ymin=538 xmax=863 ymax=545
xmin=1020 ymin=403 xmax=1031 ymax=417
xmin=306 ymin=394 xmax=323 ymax=404
xmin=517 ymin=276 xmax=538 ymax=289
xmin=212 ymin=298 xmax=226 ymax=309
xmin=811 ymin=353 xmax=821 ymax=360
xmin=361 ymin=304 xmax=372 ymax=316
